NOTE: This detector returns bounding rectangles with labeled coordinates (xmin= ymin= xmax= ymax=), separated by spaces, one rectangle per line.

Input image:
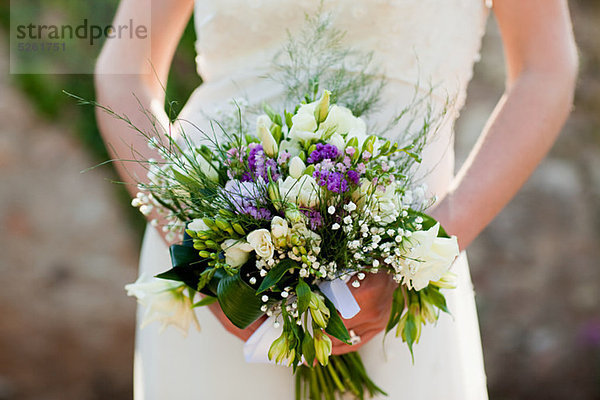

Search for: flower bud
xmin=257 ymin=115 xmax=278 ymax=157
xmin=268 ymin=334 xmax=288 ymax=363
xmin=202 ymin=217 xmax=219 ymax=232
xmin=314 ymin=90 xmax=331 ymax=123
xmin=289 ymin=156 xmax=306 ymax=179
xmin=232 ymin=223 xmax=245 ymax=235
xmin=314 ymin=329 xmax=332 ymax=366
xmin=215 ymin=218 xmax=233 ymax=234
xmin=430 ymin=271 xmax=458 ymax=289
xmin=268 ymin=182 xmax=281 ymax=209
xmin=362 ymin=135 xmax=377 ymax=154
xmin=309 ymin=292 xmax=330 ymax=329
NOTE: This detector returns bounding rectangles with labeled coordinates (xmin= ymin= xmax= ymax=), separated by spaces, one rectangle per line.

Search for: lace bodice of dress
xmin=193 ymin=0 xmax=490 ymax=108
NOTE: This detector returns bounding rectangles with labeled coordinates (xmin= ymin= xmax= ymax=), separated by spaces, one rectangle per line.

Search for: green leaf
xmin=257 ymin=259 xmax=297 ymax=293
xmin=169 ymin=244 xmax=199 ymax=268
xmin=217 ymin=273 xmax=264 ymax=329
xmin=323 ymin=297 xmax=351 ymax=344
xmin=302 ymin=332 xmax=316 ymax=366
xmin=424 ymin=286 xmax=450 ymax=314
xmin=192 ymin=295 xmax=218 ymax=308
xmin=296 ymin=279 xmax=312 ymax=315
xmin=385 ymin=286 xmax=405 ymax=335
xmin=404 ymin=313 xmax=417 ymax=362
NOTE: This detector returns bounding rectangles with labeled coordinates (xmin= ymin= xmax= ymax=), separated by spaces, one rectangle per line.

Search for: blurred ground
xmin=1 ymin=3 xmax=599 ymax=400
xmin=0 ymin=33 xmax=138 ymax=399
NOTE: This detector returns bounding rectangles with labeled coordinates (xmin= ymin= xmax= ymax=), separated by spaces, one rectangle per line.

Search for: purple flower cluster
xmin=302 ymin=209 xmax=323 ymax=230
xmin=307 ymin=144 xmax=340 ymax=164
xmin=313 ymin=170 xmax=349 ymax=193
xmin=244 ymin=144 xmax=280 ymax=182
xmin=308 ymin=144 xmax=362 ymax=194
xmin=243 ymin=205 xmax=272 ymax=220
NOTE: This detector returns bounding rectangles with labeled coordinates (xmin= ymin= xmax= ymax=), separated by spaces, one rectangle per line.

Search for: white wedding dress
xmin=134 ymin=1 xmax=490 ymax=398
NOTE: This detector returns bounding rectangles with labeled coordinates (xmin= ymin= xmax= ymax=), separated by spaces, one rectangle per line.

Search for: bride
xmin=95 ymin=1 xmax=577 ymax=399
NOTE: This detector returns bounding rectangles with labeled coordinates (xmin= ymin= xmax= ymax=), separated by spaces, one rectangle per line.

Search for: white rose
xmin=401 ymin=223 xmax=460 ymax=290
xmin=271 ymin=216 xmax=289 ymax=240
xmin=187 ymin=218 xmax=210 ymax=232
xmin=289 ymin=156 xmax=306 ymax=179
xmin=221 ymin=238 xmax=254 ymax=267
xmin=256 ymin=114 xmax=278 ymax=157
xmin=247 ymin=229 xmax=275 ymax=259
xmin=125 ymin=274 xmax=200 ymax=335
xmin=320 ymin=105 xmax=367 ymax=144
xmin=279 ymin=175 xmax=320 ymax=208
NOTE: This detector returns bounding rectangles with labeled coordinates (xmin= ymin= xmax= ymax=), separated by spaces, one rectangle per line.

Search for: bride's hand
xmin=330 ymin=271 xmax=397 ymax=355
xmin=207 ymin=301 xmax=267 ymax=342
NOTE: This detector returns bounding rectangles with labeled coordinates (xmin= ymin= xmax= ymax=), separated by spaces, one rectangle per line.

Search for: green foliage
xmin=0 ymin=3 xmax=200 ymax=236
xmin=257 ymin=259 xmax=298 ymax=293
xmin=217 ymin=273 xmax=264 ymax=329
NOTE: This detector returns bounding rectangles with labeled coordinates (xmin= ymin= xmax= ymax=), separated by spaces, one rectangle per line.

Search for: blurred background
xmin=0 ymin=1 xmax=598 ymax=399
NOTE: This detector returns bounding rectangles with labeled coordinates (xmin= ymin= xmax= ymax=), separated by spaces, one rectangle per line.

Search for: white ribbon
xmin=243 ymin=277 xmax=360 ymax=364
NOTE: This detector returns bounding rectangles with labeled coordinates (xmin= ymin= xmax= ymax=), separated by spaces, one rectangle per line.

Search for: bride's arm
xmin=95 ymin=0 xmax=193 ymax=202
xmin=430 ymin=0 xmax=578 ymax=250
xmin=331 ymin=0 xmax=578 ymax=354
xmin=95 ymin=0 xmax=266 ymax=340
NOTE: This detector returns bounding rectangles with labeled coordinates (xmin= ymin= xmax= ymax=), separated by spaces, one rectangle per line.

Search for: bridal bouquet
xmin=102 ymin=16 xmax=460 ymax=400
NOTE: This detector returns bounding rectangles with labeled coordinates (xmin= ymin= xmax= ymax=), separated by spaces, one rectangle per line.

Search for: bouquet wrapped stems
xmin=297 ymin=353 xmax=386 ymax=400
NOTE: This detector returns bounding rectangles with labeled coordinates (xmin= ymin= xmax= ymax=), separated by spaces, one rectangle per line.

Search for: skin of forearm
xmin=433 ymin=69 xmax=576 ymax=250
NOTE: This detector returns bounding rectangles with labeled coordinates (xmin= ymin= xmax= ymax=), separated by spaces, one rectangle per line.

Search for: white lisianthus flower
xmin=125 ymin=274 xmax=200 ymax=335
xmin=400 ymin=223 xmax=460 ymax=290
xmin=187 ymin=218 xmax=210 ymax=232
xmin=328 ymin=133 xmax=346 ymax=152
xmin=256 ymin=114 xmax=278 ymax=157
xmin=289 ymin=102 xmax=319 ymax=144
xmin=279 ymin=175 xmax=320 ymax=208
xmin=247 ymin=229 xmax=275 ymax=259
xmin=289 ymin=156 xmax=306 ymax=179
xmin=195 ymin=154 xmax=220 ymax=182
xmin=221 ymin=239 xmax=254 ymax=267
xmin=319 ymin=105 xmax=367 ymax=145
xmin=271 ymin=216 xmax=289 ymax=240
xmin=279 ymin=139 xmax=303 ymax=158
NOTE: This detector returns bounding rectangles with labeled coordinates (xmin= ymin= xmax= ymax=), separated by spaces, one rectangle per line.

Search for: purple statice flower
xmin=336 ymin=162 xmax=347 ymax=173
xmin=277 ymin=150 xmax=291 ymax=165
xmin=313 ymin=169 xmax=330 ymax=186
xmin=347 ymin=170 xmax=360 ymax=185
xmin=302 ymin=209 xmax=323 ymax=230
xmin=307 ymin=143 xmax=339 ymax=164
xmin=240 ymin=171 xmax=253 ymax=182
xmin=246 ymin=143 xmax=280 ymax=182
xmin=243 ymin=205 xmax=272 ymax=220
